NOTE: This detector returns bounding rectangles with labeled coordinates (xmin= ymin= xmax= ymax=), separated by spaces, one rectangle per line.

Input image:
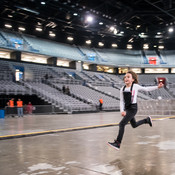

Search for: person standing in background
xmin=62 ymin=85 xmax=66 ymax=93
xmin=99 ymin=98 xmax=103 ymax=111
xmin=8 ymin=98 xmax=15 ymax=117
xmin=66 ymin=86 xmax=70 ymax=95
xmin=27 ymin=102 xmax=33 ymax=114
xmin=17 ymin=98 xmax=23 ymax=117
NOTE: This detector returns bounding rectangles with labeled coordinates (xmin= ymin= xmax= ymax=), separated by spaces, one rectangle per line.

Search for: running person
xmin=108 ymin=71 xmax=164 ymax=150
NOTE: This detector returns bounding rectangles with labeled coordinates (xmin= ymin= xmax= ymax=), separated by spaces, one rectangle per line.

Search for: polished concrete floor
xmin=0 ymin=112 xmax=175 ymax=175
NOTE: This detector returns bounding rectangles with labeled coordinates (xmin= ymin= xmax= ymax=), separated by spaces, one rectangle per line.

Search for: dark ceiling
xmin=1 ymin=0 xmax=175 ymax=49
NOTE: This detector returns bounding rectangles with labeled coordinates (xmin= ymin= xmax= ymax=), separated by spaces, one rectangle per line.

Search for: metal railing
xmin=137 ymin=99 xmax=175 ymax=116
xmin=4 ymin=104 xmax=97 ymax=116
xmin=4 ymin=105 xmax=64 ymax=116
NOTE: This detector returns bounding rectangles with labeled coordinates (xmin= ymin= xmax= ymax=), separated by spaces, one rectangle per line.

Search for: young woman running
xmin=108 ymin=71 xmax=164 ymax=150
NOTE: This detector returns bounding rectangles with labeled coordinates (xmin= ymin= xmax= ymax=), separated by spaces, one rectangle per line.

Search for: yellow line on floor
xmin=152 ymin=116 xmax=175 ymax=120
xmin=0 ymin=123 xmax=118 ymax=140
xmin=0 ymin=115 xmax=175 ymax=140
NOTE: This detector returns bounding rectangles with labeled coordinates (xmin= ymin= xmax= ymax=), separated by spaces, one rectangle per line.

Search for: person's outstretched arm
xmin=136 ymin=82 xmax=164 ymax=92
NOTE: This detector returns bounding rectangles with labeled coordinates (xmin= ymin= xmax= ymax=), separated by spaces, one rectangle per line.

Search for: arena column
xmin=89 ymin=64 xmax=97 ymax=72
xmin=10 ymin=51 xmax=21 ymax=61
xmin=47 ymin=57 xmax=57 ymax=66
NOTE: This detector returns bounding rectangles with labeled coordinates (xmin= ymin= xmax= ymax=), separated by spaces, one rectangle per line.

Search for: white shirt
xmin=120 ymin=84 xmax=158 ymax=112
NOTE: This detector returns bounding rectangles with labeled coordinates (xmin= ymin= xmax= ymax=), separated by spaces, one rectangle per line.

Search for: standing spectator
xmin=66 ymin=86 xmax=70 ymax=95
xmin=43 ymin=74 xmax=48 ymax=83
xmin=44 ymin=74 xmax=48 ymax=80
xmin=7 ymin=98 xmax=15 ymax=117
xmin=99 ymin=98 xmax=103 ymax=111
xmin=17 ymin=98 xmax=23 ymax=117
xmin=27 ymin=102 xmax=33 ymax=114
xmin=62 ymin=85 xmax=66 ymax=93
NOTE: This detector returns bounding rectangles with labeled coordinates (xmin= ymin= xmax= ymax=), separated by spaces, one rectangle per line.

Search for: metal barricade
xmin=137 ymin=99 xmax=175 ymax=116
xmin=4 ymin=105 xmax=64 ymax=117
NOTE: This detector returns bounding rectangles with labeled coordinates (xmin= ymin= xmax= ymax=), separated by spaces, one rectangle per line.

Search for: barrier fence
xmin=3 ymin=99 xmax=175 ymax=117
xmin=4 ymin=105 xmax=63 ymax=116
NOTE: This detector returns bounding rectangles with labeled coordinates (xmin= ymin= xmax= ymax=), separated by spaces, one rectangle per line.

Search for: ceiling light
xmin=8 ymin=15 xmax=13 ymax=18
xmin=136 ymin=25 xmax=141 ymax=28
xmin=41 ymin=1 xmax=46 ymax=5
xmin=49 ymin=33 xmax=56 ymax=37
xmin=110 ymin=26 xmax=115 ymax=31
xmin=86 ymin=40 xmax=91 ymax=44
xmin=128 ymin=38 xmax=134 ymax=43
xmin=36 ymin=27 xmax=42 ymax=32
xmin=158 ymin=45 xmax=164 ymax=49
xmin=155 ymin=35 xmax=162 ymax=38
xmin=67 ymin=36 xmax=74 ymax=41
xmin=86 ymin=15 xmax=93 ymax=23
xmin=157 ymin=32 xmax=161 ymax=35
xmin=168 ymin=27 xmax=174 ymax=32
xmin=113 ymin=29 xmax=118 ymax=35
xmin=154 ymin=45 xmax=157 ymax=48
xmin=143 ymin=44 xmax=149 ymax=49
xmin=127 ymin=44 xmax=132 ymax=49
xmin=73 ymin=13 xmax=78 ymax=16
xmin=99 ymin=22 xmax=103 ymax=25
xmin=98 ymin=42 xmax=104 ymax=47
xmin=18 ymin=27 xmax=25 ymax=31
xmin=139 ymin=33 xmax=148 ymax=38
xmin=5 ymin=24 xmax=12 ymax=28
xmin=112 ymin=43 xmax=118 ymax=48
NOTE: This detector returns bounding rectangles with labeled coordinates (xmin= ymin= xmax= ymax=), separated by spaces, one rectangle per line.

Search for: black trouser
xmin=99 ymin=103 xmax=103 ymax=110
xmin=116 ymin=104 xmax=147 ymax=143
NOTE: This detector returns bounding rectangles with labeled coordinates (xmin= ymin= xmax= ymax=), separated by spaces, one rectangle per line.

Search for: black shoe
xmin=147 ymin=116 xmax=153 ymax=127
xmin=107 ymin=140 xmax=120 ymax=150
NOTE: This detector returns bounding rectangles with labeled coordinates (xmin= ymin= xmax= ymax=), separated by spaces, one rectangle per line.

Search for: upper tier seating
xmin=1 ymin=29 xmax=175 ymax=67
xmin=95 ymin=48 xmax=142 ymax=66
xmin=23 ymin=35 xmax=83 ymax=60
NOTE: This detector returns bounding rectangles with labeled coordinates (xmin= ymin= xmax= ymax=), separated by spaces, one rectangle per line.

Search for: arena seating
xmin=138 ymin=74 xmax=157 ymax=85
xmin=95 ymin=48 xmax=142 ymax=66
xmin=0 ymin=80 xmax=30 ymax=95
xmin=51 ymin=83 xmax=120 ymax=110
xmin=23 ymin=81 xmax=96 ymax=113
xmin=0 ymin=59 xmax=174 ymax=113
xmin=1 ymin=29 xmax=175 ymax=67
xmin=0 ymin=29 xmax=175 ymax=115
xmin=147 ymin=87 xmax=173 ymax=99
xmin=23 ymin=35 xmax=84 ymax=60
xmin=137 ymin=99 xmax=175 ymax=116
xmin=169 ymin=86 xmax=175 ymax=96
xmin=0 ymin=61 xmax=13 ymax=81
xmin=0 ymin=34 xmax=7 ymax=46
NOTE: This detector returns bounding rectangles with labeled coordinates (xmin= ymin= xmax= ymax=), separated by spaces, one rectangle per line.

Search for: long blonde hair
xmin=126 ymin=71 xmax=138 ymax=84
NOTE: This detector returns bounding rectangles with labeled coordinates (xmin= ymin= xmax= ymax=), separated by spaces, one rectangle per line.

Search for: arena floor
xmin=0 ymin=112 xmax=175 ymax=175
